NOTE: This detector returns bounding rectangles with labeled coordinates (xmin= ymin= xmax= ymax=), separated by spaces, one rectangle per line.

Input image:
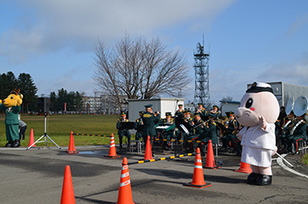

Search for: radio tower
xmin=194 ymin=39 xmax=210 ymax=109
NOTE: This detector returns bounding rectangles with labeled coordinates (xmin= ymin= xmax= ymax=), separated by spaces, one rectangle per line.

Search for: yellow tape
xmin=138 ymin=161 xmax=144 ymax=164
xmin=161 ymin=158 xmax=166 ymax=160
xmin=170 ymin=156 xmax=175 ymax=159
xmin=150 ymin=159 xmax=155 ymax=162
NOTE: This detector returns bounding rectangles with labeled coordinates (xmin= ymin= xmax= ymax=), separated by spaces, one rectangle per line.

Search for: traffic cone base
xmin=184 ymin=182 xmax=212 ymax=189
xmin=204 ymin=165 xmax=221 ymax=170
xmin=235 ymin=161 xmax=252 ymax=174
xmin=184 ymin=148 xmax=212 ymax=189
xmin=105 ymin=133 xmax=121 ymax=158
xmin=204 ymin=140 xmax=220 ymax=169
xmin=65 ymin=131 xmax=79 ymax=155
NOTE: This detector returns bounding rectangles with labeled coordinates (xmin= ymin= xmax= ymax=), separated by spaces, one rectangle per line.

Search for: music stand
xmin=27 ymin=113 xmax=61 ymax=150
xmin=120 ymin=122 xmax=135 ymax=130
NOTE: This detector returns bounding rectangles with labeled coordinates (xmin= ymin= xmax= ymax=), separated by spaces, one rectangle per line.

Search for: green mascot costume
xmin=0 ymin=89 xmax=23 ymax=147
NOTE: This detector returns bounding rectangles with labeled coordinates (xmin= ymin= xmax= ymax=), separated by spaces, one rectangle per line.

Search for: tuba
xmin=285 ymin=96 xmax=294 ymax=115
xmin=293 ymin=95 xmax=308 ymax=121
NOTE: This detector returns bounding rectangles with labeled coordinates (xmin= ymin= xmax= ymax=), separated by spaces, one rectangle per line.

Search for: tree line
xmin=0 ymin=72 xmax=83 ymax=113
xmin=50 ymin=88 xmax=83 ymax=112
xmin=0 ymin=72 xmax=38 ymax=113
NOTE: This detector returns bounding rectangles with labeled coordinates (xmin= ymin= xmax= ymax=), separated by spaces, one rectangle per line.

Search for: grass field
xmin=0 ymin=114 xmax=127 ymax=147
xmin=302 ymin=153 xmax=308 ymax=165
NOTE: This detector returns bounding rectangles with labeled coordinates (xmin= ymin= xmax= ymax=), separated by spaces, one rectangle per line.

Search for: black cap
xmin=194 ymin=112 xmax=201 ymax=117
xmin=246 ymin=82 xmax=273 ymax=93
xmin=144 ymin=104 xmax=153 ymax=108
xmin=165 ymin=112 xmax=172 ymax=117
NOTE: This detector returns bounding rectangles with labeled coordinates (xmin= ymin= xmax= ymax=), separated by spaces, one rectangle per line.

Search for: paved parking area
xmin=0 ymin=145 xmax=307 ymax=204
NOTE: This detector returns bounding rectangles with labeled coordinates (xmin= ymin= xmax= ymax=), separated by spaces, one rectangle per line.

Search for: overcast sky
xmin=1 ymin=0 xmax=307 ymax=105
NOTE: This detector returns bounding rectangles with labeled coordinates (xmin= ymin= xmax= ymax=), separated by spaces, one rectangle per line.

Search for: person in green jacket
xmin=287 ymin=114 xmax=307 ymax=154
xmin=116 ymin=111 xmax=131 ymax=150
xmin=158 ymin=112 xmax=175 ymax=150
xmin=187 ymin=113 xmax=205 ymax=152
xmin=134 ymin=111 xmax=144 ymax=141
xmin=141 ymin=104 xmax=160 ymax=150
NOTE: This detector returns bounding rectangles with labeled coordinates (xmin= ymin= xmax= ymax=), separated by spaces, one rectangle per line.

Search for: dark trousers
xmin=19 ymin=126 xmax=27 ymax=140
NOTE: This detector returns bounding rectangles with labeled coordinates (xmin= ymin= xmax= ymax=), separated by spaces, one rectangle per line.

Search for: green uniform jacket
xmin=204 ymin=121 xmax=219 ymax=144
xmin=292 ymin=120 xmax=307 ymax=140
xmin=0 ymin=104 xmax=21 ymax=125
xmin=193 ymin=119 xmax=204 ymax=136
xmin=227 ymin=119 xmax=238 ymax=135
xmin=183 ymin=117 xmax=194 ymax=133
xmin=175 ymin=110 xmax=184 ymax=120
xmin=141 ymin=111 xmax=160 ymax=137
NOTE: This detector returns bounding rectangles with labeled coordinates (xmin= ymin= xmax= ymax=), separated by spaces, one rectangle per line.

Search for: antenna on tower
xmin=202 ymin=34 xmax=204 ymax=48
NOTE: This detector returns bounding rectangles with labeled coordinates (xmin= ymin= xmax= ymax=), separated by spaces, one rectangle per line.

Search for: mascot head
xmin=235 ymin=82 xmax=279 ymax=127
xmin=2 ymin=89 xmax=23 ymax=107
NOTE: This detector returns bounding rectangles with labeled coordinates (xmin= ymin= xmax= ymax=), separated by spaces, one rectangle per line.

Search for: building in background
xmin=219 ymin=100 xmax=240 ymax=117
xmin=128 ymin=98 xmax=185 ymax=120
xmin=82 ymin=94 xmax=128 ymax=114
xmin=247 ymin=82 xmax=308 ymax=107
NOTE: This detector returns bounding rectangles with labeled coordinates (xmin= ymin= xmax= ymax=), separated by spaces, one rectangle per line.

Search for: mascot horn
xmin=235 ymin=82 xmax=279 ymax=185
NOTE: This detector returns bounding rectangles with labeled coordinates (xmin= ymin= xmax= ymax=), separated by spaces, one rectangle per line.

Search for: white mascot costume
xmin=235 ymin=82 xmax=279 ymax=185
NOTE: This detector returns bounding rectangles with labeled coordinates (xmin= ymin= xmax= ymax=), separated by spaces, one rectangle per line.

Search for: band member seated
xmin=286 ymin=114 xmax=307 ymax=154
xmin=222 ymin=111 xmax=241 ymax=155
xmin=141 ymin=104 xmax=160 ymax=151
xmin=209 ymin=104 xmax=220 ymax=119
xmin=187 ymin=112 xmax=205 ymax=153
xmin=116 ymin=111 xmax=131 ymax=150
xmin=196 ymin=103 xmax=208 ymax=121
xmin=280 ymin=111 xmax=296 ymax=152
xmin=175 ymin=104 xmax=185 ymax=140
xmin=134 ymin=111 xmax=144 ymax=142
xmin=158 ymin=112 xmax=175 ymax=150
xmin=181 ymin=110 xmax=194 ymax=149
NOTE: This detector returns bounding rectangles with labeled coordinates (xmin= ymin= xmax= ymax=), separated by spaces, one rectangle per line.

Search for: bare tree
xmin=93 ymin=35 xmax=191 ymax=110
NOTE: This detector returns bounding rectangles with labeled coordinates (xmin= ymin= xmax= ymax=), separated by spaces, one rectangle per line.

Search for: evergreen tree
xmin=17 ymin=73 xmax=38 ymax=113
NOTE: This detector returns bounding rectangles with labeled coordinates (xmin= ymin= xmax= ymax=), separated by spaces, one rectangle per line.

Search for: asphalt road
xmin=0 ymin=145 xmax=307 ymax=204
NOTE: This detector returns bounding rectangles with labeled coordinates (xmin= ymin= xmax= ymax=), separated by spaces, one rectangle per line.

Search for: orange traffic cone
xmin=65 ymin=131 xmax=79 ymax=155
xmin=116 ymin=157 xmax=135 ymax=204
xmin=204 ymin=140 xmax=220 ymax=169
xmin=235 ymin=161 xmax=252 ymax=174
xmin=28 ymin=129 xmax=37 ymax=147
xmin=143 ymin=135 xmax=153 ymax=160
xmin=105 ymin=133 xmax=120 ymax=158
xmin=60 ymin=165 xmax=76 ymax=204
xmin=184 ymin=148 xmax=212 ymax=188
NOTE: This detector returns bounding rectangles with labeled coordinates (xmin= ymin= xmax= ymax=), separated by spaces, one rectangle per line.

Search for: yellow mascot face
xmin=2 ymin=89 xmax=23 ymax=107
